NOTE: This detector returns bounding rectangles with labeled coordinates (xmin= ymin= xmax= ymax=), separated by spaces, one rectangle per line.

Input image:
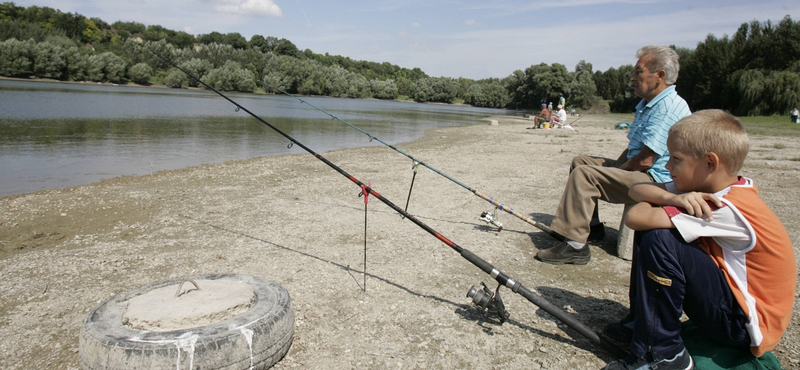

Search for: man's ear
xmin=706 ymin=152 xmax=720 ymax=172
xmin=656 ymin=69 xmax=666 ymax=81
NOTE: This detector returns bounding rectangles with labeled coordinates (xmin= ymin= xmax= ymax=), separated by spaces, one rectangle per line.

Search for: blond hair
xmin=668 ymin=109 xmax=749 ymax=175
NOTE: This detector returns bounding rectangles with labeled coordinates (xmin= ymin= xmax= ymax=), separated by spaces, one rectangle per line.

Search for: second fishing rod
xmin=262 ymin=82 xmax=561 ymax=239
xmin=147 ymin=48 xmax=626 ymax=360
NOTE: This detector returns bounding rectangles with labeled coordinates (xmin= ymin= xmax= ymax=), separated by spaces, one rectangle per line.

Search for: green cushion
xmin=682 ymin=321 xmax=783 ymax=370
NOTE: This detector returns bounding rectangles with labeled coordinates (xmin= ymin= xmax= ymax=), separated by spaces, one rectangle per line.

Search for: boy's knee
xmin=640 ymin=228 xmax=676 ymax=243
xmin=639 ymin=229 xmax=683 ymax=256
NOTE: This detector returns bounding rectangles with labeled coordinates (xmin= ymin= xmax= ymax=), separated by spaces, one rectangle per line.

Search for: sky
xmin=13 ymin=0 xmax=799 ymax=80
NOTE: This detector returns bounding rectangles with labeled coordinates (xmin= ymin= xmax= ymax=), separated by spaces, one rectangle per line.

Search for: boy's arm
xmin=629 ymin=182 xmax=723 ymax=220
xmin=625 ymin=201 xmax=673 ymax=230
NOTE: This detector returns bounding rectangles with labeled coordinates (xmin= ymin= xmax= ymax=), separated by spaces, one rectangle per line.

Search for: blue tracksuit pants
xmin=628 ymin=229 xmax=751 ymax=360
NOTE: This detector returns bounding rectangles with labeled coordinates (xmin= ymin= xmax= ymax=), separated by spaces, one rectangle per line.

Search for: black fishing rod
xmin=261 ymin=81 xmax=559 ymax=238
xmin=147 ymin=48 xmax=627 ymax=360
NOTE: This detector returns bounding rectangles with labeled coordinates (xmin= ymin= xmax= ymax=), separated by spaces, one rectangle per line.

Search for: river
xmin=0 ymin=79 xmax=516 ymax=198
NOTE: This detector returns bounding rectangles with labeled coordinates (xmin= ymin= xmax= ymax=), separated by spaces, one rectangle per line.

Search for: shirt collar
xmin=645 ymin=85 xmax=676 ymax=108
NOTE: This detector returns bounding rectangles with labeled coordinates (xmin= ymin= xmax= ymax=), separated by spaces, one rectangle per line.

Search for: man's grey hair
xmin=636 ymin=45 xmax=680 ymax=85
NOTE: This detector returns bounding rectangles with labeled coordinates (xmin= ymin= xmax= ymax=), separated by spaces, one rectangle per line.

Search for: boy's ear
xmin=705 ymin=152 xmax=720 ymax=172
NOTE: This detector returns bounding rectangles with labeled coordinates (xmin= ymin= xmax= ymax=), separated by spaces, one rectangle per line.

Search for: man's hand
xmin=618 ymin=145 xmax=657 ymax=172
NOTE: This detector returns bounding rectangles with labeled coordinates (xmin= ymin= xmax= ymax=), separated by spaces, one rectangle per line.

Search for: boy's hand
xmin=667 ymin=192 xmax=723 ymax=220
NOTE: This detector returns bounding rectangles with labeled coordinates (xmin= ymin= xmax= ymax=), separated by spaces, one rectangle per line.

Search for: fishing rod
xmin=261 ymin=81 xmax=560 ymax=238
xmin=147 ymin=48 xmax=627 ymax=360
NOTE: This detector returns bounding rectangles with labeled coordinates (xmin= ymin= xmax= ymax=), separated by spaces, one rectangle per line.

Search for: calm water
xmin=0 ymin=80 xmax=514 ymax=197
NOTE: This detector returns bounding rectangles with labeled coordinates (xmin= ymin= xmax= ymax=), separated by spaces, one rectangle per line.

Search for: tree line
xmin=1 ymin=2 xmax=798 ymax=115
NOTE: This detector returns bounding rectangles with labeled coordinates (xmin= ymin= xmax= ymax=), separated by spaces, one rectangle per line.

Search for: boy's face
xmin=665 ymin=137 xmax=710 ymax=192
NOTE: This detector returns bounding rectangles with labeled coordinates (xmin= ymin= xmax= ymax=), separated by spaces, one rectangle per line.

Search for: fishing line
xmin=147 ymin=48 xmax=626 ymax=359
xmin=262 ymin=81 xmax=559 ymax=237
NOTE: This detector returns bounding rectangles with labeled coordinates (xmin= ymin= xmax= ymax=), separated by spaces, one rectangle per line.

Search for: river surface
xmin=0 ymin=79 xmax=515 ymax=198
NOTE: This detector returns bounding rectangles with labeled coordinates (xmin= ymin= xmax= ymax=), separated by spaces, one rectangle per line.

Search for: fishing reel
xmin=479 ymin=210 xmax=503 ymax=231
xmin=466 ymin=282 xmax=510 ymax=323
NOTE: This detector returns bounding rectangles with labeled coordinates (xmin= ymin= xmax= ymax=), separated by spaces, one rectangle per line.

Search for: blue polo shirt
xmin=627 ymin=85 xmax=691 ymax=183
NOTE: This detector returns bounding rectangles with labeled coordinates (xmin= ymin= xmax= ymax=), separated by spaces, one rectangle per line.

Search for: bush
xmin=369 ymin=79 xmax=398 ymax=100
xmin=0 ymin=38 xmax=35 ymax=77
xmin=128 ymin=62 xmax=152 ymax=85
xmin=86 ymin=51 xmax=126 ymax=82
xmin=164 ymin=68 xmax=188 ymax=88
xmin=201 ymin=60 xmax=255 ymax=92
xmin=178 ymin=58 xmax=214 ymax=87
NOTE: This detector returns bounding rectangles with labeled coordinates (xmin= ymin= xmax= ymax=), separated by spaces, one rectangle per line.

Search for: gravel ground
xmin=1 ymin=114 xmax=798 ymax=369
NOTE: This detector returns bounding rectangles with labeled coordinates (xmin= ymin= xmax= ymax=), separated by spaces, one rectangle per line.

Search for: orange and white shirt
xmin=664 ymin=177 xmax=796 ymax=357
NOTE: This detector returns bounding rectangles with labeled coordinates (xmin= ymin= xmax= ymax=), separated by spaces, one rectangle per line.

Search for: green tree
xmin=262 ymin=55 xmax=314 ymax=93
xmin=273 ymin=38 xmax=298 ymax=57
xmin=464 ymin=80 xmax=509 ymax=108
xmin=0 ymin=37 xmax=36 ymax=76
xmin=197 ymin=31 xmax=224 ymax=44
xmin=567 ymin=60 xmax=598 ymax=109
xmin=394 ymin=76 xmax=415 ymax=97
xmin=297 ymin=68 xmax=326 ymax=95
xmin=414 ymin=77 xmax=458 ymax=103
xmin=223 ymin=32 xmax=247 ymax=49
xmin=179 ymin=58 xmax=214 ymax=87
xmin=168 ymin=31 xmax=194 ymax=49
xmin=128 ymin=62 xmax=152 ymax=84
xmin=112 ymin=21 xmax=145 ymax=35
xmin=201 ymin=60 xmax=255 ymax=92
xmin=164 ymin=68 xmax=189 ymax=88
xmin=86 ymin=51 xmax=125 ymax=82
xmin=32 ymin=41 xmax=65 ymax=78
xmin=505 ymin=63 xmax=570 ymax=109
xmin=195 ymin=42 xmax=235 ymax=68
xmin=0 ymin=18 xmax=62 ymax=42
xmin=81 ymin=17 xmax=101 ymax=44
xmin=62 ymin=45 xmax=86 ymax=81
xmin=142 ymin=24 xmax=169 ymax=42
xmin=369 ymin=79 xmax=398 ymax=100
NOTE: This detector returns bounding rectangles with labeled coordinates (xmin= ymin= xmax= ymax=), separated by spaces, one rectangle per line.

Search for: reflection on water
xmin=0 ymin=80 xmax=515 ymax=197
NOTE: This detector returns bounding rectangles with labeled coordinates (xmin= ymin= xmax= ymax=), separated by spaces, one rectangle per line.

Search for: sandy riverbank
xmin=1 ymin=114 xmax=798 ymax=369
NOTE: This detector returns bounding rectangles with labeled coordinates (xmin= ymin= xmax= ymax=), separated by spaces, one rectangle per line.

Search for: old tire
xmin=79 ymin=274 xmax=293 ymax=370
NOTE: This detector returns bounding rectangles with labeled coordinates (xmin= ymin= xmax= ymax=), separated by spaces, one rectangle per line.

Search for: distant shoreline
xmin=0 ymin=76 xmax=481 ymax=107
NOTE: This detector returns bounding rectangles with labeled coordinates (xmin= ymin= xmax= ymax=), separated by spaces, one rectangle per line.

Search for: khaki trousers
xmin=549 ymin=155 xmax=654 ymax=243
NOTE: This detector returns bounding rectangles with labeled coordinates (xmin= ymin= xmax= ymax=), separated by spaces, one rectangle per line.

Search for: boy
xmin=604 ymin=110 xmax=796 ymax=370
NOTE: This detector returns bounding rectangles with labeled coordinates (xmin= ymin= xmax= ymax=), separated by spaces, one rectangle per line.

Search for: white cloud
xmin=363 ymin=1 xmax=794 ymax=79
xmin=411 ymin=22 xmax=420 ymax=27
xmin=464 ymin=19 xmax=475 ymax=26
xmin=399 ymin=31 xmax=408 ymax=37
xmin=211 ymin=0 xmax=283 ymax=17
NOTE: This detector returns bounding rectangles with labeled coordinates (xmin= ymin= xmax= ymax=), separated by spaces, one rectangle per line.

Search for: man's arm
xmin=614 ymin=149 xmax=629 ymax=168
xmin=618 ymin=145 xmax=657 ymax=172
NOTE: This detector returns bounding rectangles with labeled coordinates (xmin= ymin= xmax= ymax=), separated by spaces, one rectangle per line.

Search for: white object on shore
xmin=490 ymin=120 xmax=499 ymax=126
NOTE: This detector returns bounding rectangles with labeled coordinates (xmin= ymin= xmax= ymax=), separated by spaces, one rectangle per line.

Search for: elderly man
xmin=536 ymin=45 xmax=691 ymax=265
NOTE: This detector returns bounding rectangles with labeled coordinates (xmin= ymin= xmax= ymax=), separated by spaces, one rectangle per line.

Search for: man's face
xmin=631 ymin=54 xmax=663 ymax=101
xmin=665 ymin=137 xmax=709 ymax=192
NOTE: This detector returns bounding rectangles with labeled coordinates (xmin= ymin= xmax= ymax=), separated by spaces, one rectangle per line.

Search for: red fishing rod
xmin=147 ymin=48 xmax=627 ymax=360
